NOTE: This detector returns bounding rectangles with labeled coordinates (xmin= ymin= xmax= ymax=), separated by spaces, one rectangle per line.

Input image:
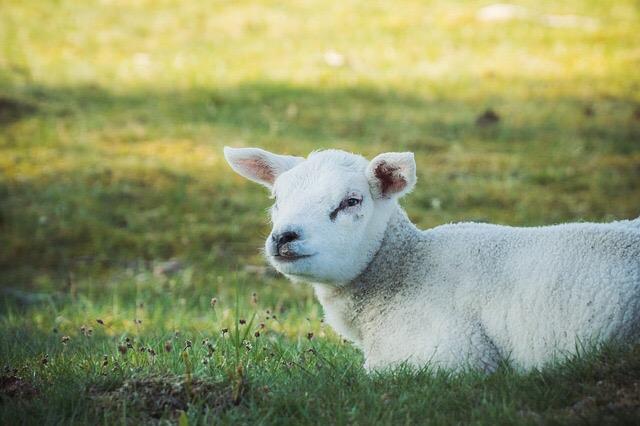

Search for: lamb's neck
xmin=352 ymin=206 xmax=422 ymax=293
xmin=312 ymin=204 xmax=422 ymax=344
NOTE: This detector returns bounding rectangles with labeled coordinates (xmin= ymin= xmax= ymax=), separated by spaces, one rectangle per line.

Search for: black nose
xmin=273 ymin=231 xmax=299 ymax=252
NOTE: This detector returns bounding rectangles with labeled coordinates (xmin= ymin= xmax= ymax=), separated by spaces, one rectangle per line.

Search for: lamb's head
xmin=224 ymin=147 xmax=416 ymax=285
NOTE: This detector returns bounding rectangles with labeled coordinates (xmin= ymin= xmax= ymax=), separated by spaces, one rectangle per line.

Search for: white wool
xmin=224 ymin=147 xmax=640 ymax=372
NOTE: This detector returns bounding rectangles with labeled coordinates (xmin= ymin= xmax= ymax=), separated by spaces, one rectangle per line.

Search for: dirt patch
xmin=475 ymin=108 xmax=500 ymax=127
xmin=0 ymin=96 xmax=37 ymax=124
xmin=92 ymin=374 xmax=246 ymax=420
xmin=526 ymin=345 xmax=640 ymax=424
xmin=552 ymin=381 xmax=640 ymax=424
xmin=564 ymin=348 xmax=640 ymax=422
xmin=0 ymin=375 xmax=38 ymax=400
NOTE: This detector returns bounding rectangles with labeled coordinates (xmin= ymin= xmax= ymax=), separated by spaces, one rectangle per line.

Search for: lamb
xmin=224 ymin=146 xmax=640 ymax=372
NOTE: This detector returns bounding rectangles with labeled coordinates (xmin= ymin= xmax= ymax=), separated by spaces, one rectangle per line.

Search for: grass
xmin=3 ymin=277 xmax=640 ymax=424
xmin=1 ymin=0 xmax=639 ymax=424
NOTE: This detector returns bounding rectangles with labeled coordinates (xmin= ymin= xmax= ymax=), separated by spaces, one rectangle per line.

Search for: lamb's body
xmin=225 ymin=146 xmax=640 ymax=372
xmin=316 ymin=208 xmax=640 ymax=371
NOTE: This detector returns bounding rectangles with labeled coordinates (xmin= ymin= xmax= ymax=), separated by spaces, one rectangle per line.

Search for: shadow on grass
xmin=1 ymin=79 xmax=639 ymax=285
xmin=0 ymin=171 xmax=266 ymax=285
xmin=4 ymin=79 xmax=640 ymax=154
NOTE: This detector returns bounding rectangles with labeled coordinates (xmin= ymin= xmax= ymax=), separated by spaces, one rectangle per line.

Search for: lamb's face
xmin=266 ymin=154 xmax=379 ymax=283
xmin=224 ymin=147 xmax=416 ymax=284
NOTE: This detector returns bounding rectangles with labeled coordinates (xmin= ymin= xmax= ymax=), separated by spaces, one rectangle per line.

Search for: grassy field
xmin=1 ymin=0 xmax=640 ymax=423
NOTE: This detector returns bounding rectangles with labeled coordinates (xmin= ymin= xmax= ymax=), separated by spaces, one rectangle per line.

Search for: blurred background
xmin=1 ymin=0 xmax=639 ymax=294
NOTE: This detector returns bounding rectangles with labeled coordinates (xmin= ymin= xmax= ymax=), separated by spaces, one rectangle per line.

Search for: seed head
xmin=307 ymin=332 xmax=314 ymax=340
xmin=164 ymin=341 xmax=173 ymax=352
xmin=61 ymin=336 xmax=71 ymax=344
xmin=239 ymin=319 xmax=246 ymax=325
xmin=221 ymin=328 xmax=229 ymax=335
xmin=96 ymin=319 xmax=104 ymax=325
xmin=118 ymin=344 xmax=128 ymax=355
xmin=254 ymin=331 xmax=260 ymax=338
xmin=210 ymin=297 xmax=217 ymax=308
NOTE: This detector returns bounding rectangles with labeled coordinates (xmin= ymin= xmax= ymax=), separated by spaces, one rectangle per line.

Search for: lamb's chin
xmin=269 ymin=258 xmax=312 ymax=278
xmin=268 ymin=254 xmax=353 ymax=285
xmin=269 ymin=261 xmax=329 ymax=284
xmin=283 ymin=269 xmax=345 ymax=286
xmin=283 ymin=273 xmax=314 ymax=284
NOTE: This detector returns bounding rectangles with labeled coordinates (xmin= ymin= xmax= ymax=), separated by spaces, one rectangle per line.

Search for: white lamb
xmin=224 ymin=147 xmax=640 ymax=372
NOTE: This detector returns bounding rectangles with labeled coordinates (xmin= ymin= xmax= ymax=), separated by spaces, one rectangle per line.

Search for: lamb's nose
xmin=274 ymin=231 xmax=299 ymax=252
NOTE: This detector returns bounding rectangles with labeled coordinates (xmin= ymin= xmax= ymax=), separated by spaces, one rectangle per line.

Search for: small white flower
xmin=323 ymin=50 xmax=346 ymax=68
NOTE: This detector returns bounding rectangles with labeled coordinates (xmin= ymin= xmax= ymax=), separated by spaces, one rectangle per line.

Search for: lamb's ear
xmin=366 ymin=152 xmax=417 ymax=199
xmin=223 ymin=147 xmax=304 ymax=188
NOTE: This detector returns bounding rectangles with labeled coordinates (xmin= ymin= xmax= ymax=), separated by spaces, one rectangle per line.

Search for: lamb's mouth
xmin=272 ymin=254 xmax=313 ymax=263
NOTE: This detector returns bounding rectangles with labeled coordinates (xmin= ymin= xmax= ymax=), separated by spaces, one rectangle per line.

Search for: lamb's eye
xmin=329 ymin=195 xmax=362 ymax=221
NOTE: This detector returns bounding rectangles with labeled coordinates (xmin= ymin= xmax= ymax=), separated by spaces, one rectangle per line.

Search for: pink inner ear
xmin=374 ymin=161 xmax=406 ymax=196
xmin=237 ymin=158 xmax=275 ymax=183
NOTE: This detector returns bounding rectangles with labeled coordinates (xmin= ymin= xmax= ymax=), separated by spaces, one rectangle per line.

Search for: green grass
xmin=1 ymin=0 xmax=639 ymax=423
xmin=2 ymin=277 xmax=640 ymax=424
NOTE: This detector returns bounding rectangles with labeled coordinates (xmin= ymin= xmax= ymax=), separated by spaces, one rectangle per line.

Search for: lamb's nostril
xmin=278 ymin=231 xmax=299 ymax=246
xmin=272 ymin=230 xmax=301 ymax=256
